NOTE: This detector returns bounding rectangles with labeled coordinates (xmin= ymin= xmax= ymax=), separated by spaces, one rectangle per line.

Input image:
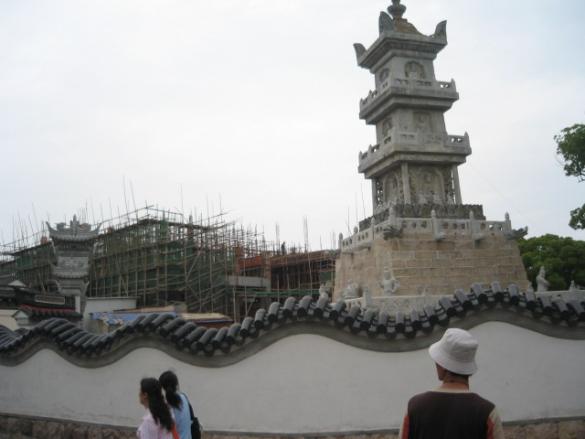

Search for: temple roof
xmin=1 ymin=284 xmax=584 ymax=367
xmin=354 ymin=1 xmax=448 ymax=70
xmin=46 ymin=215 xmax=100 ymax=242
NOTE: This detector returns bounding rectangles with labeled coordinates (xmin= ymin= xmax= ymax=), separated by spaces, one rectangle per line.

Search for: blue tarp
xmin=90 ymin=312 xmax=177 ymax=326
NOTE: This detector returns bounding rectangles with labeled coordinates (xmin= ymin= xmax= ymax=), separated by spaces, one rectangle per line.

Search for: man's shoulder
xmin=471 ymin=392 xmax=496 ymax=407
xmin=408 ymin=391 xmax=433 ymax=402
xmin=407 ymin=391 xmax=495 ymax=411
xmin=407 ymin=391 xmax=436 ymax=408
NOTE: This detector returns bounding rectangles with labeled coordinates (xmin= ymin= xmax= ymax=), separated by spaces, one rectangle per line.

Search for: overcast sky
xmin=1 ymin=0 xmax=584 ymax=250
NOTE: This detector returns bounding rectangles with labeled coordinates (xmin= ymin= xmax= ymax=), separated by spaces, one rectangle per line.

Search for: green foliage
xmin=555 ymin=123 xmax=585 ymax=180
xmin=555 ymin=123 xmax=585 ymax=229
xmin=569 ymin=204 xmax=585 ymax=230
xmin=518 ymin=234 xmax=585 ymax=290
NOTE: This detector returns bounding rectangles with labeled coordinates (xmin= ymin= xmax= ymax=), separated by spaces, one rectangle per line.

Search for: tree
xmin=555 ymin=123 xmax=585 ymax=229
xmin=518 ymin=234 xmax=585 ymax=290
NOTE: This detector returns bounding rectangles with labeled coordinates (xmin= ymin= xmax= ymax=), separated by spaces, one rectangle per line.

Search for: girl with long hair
xmin=138 ymin=377 xmax=176 ymax=439
xmin=159 ymin=371 xmax=193 ymax=439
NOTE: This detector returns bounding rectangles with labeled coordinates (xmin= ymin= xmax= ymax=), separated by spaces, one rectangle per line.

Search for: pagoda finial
xmin=388 ymin=0 xmax=406 ymax=20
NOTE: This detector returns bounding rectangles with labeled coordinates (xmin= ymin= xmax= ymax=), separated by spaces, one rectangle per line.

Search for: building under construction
xmin=0 ymin=207 xmax=337 ymax=321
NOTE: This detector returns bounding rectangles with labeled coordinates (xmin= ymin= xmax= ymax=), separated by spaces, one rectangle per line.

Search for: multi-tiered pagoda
xmin=334 ymin=1 xmax=529 ymax=298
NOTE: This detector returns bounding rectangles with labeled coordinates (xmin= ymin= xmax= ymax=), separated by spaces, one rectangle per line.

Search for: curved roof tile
xmin=1 ymin=284 xmax=584 ymax=367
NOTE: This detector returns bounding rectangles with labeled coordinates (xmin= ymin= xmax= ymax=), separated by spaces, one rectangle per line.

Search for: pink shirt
xmin=137 ymin=411 xmax=174 ymax=439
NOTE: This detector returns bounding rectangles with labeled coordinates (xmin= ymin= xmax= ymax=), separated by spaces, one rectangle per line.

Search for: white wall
xmin=84 ymin=297 xmax=137 ymax=315
xmin=1 ymin=322 xmax=584 ymax=434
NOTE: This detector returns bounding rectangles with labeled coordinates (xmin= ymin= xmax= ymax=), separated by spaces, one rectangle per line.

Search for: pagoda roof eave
xmin=359 ymin=150 xmax=470 ymax=179
xmin=49 ymin=233 xmax=98 ymax=243
xmin=356 ymin=30 xmax=447 ymax=70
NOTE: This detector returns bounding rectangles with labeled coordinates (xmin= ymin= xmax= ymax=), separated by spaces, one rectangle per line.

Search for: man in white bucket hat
xmin=398 ymin=328 xmax=504 ymax=439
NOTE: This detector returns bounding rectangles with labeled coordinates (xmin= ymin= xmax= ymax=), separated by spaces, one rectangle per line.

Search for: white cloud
xmin=0 ymin=0 xmax=584 ymax=249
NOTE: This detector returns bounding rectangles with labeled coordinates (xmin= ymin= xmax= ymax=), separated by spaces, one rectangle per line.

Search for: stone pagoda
xmin=334 ymin=1 xmax=529 ymax=299
xmin=47 ymin=215 xmax=99 ymax=313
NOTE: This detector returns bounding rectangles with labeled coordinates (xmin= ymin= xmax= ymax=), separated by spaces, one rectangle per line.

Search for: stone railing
xmin=392 ymin=204 xmax=485 ymax=220
xmin=393 ymin=78 xmax=433 ymax=87
xmin=358 ymin=132 xmax=470 ymax=165
xmin=358 ymin=143 xmax=380 ymax=161
xmin=359 ymin=89 xmax=379 ymax=108
xmin=341 ymin=215 xmax=510 ymax=252
xmin=359 ymin=78 xmax=457 ymax=109
xmin=447 ymin=132 xmax=469 ymax=145
xmin=340 ymin=227 xmax=375 ymax=251
xmin=400 ymin=217 xmax=505 ymax=233
xmin=438 ymin=80 xmax=456 ymax=89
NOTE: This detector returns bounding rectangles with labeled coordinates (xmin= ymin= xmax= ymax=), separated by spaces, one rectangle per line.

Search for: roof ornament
xmin=388 ymin=0 xmax=407 ymax=20
xmin=385 ymin=0 xmax=421 ymax=35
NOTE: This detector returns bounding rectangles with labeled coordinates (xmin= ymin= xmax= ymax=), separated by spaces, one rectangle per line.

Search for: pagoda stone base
xmin=334 ymin=231 xmax=529 ymax=299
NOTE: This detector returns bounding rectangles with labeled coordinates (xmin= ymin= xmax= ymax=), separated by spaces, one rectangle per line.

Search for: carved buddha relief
xmin=378 ymin=68 xmax=390 ymax=83
xmin=413 ymin=112 xmax=431 ymax=132
xmin=405 ymin=61 xmax=425 ymax=80
xmin=411 ymin=167 xmax=445 ymax=205
xmin=381 ymin=116 xmax=393 ymax=141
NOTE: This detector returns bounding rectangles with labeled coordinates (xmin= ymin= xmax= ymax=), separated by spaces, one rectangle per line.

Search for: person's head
xmin=139 ymin=378 xmax=174 ymax=432
xmin=159 ymin=370 xmax=182 ymax=409
xmin=428 ymin=328 xmax=478 ymax=383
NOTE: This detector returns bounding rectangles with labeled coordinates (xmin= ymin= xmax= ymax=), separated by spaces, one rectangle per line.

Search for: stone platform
xmin=334 ymin=219 xmax=529 ymax=300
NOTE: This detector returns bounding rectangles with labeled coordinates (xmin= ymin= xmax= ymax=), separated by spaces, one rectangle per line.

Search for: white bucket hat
xmin=429 ymin=328 xmax=478 ymax=375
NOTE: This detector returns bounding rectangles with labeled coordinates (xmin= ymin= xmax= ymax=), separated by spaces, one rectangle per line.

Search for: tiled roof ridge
xmin=18 ymin=304 xmax=82 ymax=319
xmin=1 ymin=283 xmax=584 ymax=367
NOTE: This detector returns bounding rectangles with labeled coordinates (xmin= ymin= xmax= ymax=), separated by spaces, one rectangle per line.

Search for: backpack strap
xmin=181 ymin=392 xmax=195 ymax=421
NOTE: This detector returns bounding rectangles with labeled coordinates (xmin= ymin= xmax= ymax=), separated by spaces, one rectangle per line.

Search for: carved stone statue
xmin=342 ymin=280 xmax=359 ymax=300
xmin=503 ymin=212 xmax=528 ymax=240
xmin=505 ymin=227 xmax=528 ymax=240
xmin=431 ymin=209 xmax=445 ymax=241
xmin=536 ymin=266 xmax=550 ymax=292
xmin=383 ymin=224 xmax=403 ymax=239
xmin=319 ymin=282 xmax=332 ymax=299
xmin=363 ymin=287 xmax=374 ymax=308
xmin=383 ymin=206 xmax=403 ymax=239
xmin=380 ymin=267 xmax=400 ymax=296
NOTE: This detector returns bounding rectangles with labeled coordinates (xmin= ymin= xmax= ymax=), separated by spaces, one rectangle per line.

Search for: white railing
xmin=341 ymin=227 xmax=375 ymax=251
xmin=360 ymin=89 xmax=379 ymax=108
xmin=447 ymin=133 xmax=469 ymax=144
xmin=340 ymin=216 xmax=509 ymax=252
xmin=358 ymin=143 xmax=380 ymax=161
xmin=358 ymin=132 xmax=470 ymax=165
xmin=360 ymin=78 xmax=457 ymax=109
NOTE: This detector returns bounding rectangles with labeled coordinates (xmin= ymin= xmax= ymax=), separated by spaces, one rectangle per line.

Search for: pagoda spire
xmin=388 ymin=0 xmax=406 ymax=20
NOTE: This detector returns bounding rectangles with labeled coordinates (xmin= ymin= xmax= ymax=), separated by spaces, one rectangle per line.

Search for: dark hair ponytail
xmin=159 ymin=370 xmax=182 ymax=409
xmin=140 ymin=378 xmax=174 ymax=432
